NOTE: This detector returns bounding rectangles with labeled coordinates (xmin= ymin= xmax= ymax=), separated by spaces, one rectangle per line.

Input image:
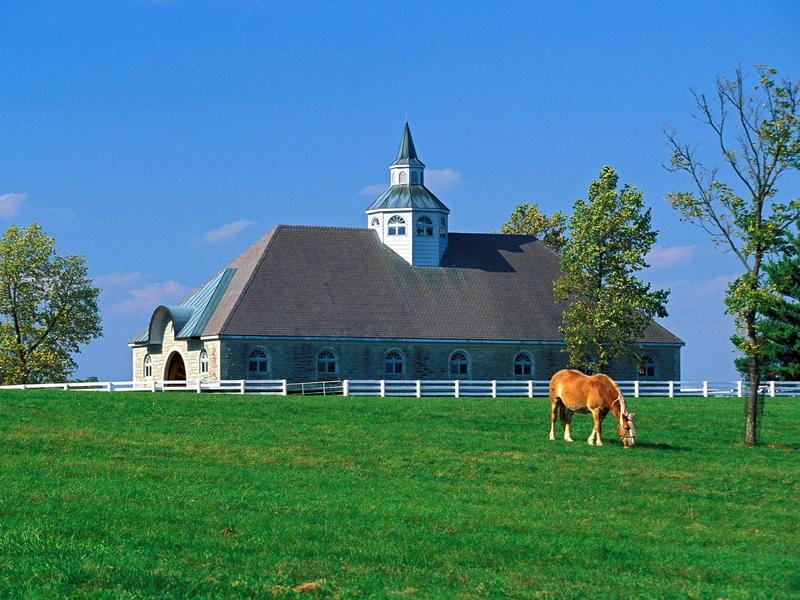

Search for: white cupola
xmin=366 ymin=122 xmax=450 ymax=267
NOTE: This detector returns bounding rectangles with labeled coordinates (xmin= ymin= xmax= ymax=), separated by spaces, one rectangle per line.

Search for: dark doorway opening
xmin=165 ymin=352 xmax=186 ymax=382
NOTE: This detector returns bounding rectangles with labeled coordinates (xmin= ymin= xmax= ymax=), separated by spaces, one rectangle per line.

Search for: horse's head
xmin=617 ymin=410 xmax=637 ymax=448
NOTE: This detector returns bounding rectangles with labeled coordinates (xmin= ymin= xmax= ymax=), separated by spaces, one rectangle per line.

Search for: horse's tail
xmin=556 ymin=399 xmax=567 ymax=426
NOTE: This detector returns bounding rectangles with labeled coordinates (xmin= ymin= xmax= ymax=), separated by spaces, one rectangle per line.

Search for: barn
xmin=129 ymin=124 xmax=683 ymax=383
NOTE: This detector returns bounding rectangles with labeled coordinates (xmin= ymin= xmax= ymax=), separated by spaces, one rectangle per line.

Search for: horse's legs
xmin=588 ymin=408 xmax=603 ymax=446
xmin=563 ymin=409 xmax=574 ymax=442
xmin=549 ymin=398 xmax=558 ymax=441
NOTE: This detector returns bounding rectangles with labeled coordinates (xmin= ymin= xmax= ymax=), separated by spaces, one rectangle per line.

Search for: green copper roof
xmin=135 ymin=267 xmax=236 ymax=343
xmin=390 ymin=122 xmax=425 ymax=167
xmin=367 ymin=184 xmax=450 ymax=212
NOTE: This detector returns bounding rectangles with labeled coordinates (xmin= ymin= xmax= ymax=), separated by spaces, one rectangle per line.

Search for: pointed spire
xmin=390 ymin=122 xmax=425 ymax=167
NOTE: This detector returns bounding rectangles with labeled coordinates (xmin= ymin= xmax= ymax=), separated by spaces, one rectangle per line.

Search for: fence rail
xmin=0 ymin=379 xmax=798 ymax=397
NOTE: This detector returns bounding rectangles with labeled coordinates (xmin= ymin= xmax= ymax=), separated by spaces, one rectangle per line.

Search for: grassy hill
xmin=0 ymin=391 xmax=797 ymax=598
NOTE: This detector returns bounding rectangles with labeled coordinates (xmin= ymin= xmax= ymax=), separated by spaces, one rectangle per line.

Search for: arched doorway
xmin=164 ymin=351 xmax=186 ymax=382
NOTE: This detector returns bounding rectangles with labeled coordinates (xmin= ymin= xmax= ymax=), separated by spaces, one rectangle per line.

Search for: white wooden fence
xmin=0 ymin=379 xmax=798 ymax=397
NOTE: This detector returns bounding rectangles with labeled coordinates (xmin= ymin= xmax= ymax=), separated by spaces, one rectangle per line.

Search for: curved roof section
xmin=366 ymin=184 xmax=450 ymax=212
xmin=146 ymin=305 xmax=194 ymax=344
xmin=132 ymin=268 xmax=236 ymax=343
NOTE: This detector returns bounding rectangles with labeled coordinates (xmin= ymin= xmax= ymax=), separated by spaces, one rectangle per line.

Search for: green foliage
xmin=665 ymin=65 xmax=800 ymax=444
xmin=0 ymin=391 xmax=797 ymax=598
xmin=0 ymin=224 xmax=101 ymax=384
xmin=554 ymin=166 xmax=669 ymax=373
xmin=735 ymin=232 xmax=800 ymax=379
xmin=500 ymin=202 xmax=567 ymax=252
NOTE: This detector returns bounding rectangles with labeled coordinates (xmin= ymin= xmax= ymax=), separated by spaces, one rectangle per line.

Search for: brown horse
xmin=548 ymin=369 xmax=637 ymax=448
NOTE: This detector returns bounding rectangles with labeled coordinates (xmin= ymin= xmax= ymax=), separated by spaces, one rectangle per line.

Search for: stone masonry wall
xmin=131 ymin=320 xmax=220 ymax=382
xmin=217 ymin=339 xmax=681 ymax=382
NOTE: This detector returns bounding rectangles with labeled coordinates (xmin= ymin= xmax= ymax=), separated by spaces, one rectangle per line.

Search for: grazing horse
xmin=548 ymin=369 xmax=637 ymax=448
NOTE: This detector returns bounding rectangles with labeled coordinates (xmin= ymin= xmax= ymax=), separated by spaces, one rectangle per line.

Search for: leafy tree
xmin=500 ymin=202 xmax=567 ymax=252
xmin=734 ymin=232 xmax=800 ymax=380
xmin=0 ymin=224 xmax=101 ymax=384
xmin=665 ymin=66 xmax=800 ymax=445
xmin=554 ymin=166 xmax=669 ymax=373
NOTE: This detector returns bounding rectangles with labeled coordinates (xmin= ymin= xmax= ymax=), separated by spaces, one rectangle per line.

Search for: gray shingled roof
xmin=184 ymin=225 xmax=682 ymax=345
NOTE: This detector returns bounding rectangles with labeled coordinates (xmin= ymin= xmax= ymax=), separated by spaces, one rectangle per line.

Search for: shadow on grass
xmin=765 ymin=442 xmax=800 ymax=451
xmin=634 ymin=441 xmax=691 ymax=452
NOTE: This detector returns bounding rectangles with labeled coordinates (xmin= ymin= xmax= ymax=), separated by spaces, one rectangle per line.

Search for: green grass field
xmin=0 ymin=391 xmax=797 ymax=599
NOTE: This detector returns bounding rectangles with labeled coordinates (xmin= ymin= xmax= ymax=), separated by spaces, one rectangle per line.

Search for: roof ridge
xmin=276 ymin=224 xmax=370 ymax=231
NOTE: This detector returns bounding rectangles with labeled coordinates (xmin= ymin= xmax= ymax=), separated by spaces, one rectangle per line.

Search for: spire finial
xmin=394 ymin=121 xmax=419 ymax=162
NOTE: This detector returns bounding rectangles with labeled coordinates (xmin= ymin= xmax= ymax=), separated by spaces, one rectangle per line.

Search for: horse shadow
xmin=634 ymin=441 xmax=691 ymax=452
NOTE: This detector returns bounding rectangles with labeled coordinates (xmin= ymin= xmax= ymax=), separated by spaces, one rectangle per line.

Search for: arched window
xmin=370 ymin=216 xmax=380 ymax=228
xmin=317 ymin=350 xmax=338 ymax=377
xmin=385 ymin=350 xmax=404 ymax=375
xmin=399 ymin=171 xmax=407 ymax=184
xmin=387 ymin=215 xmax=406 ymax=236
xmin=640 ymin=354 xmax=657 ymax=378
xmin=199 ymin=349 xmax=209 ymax=375
xmin=248 ymin=349 xmax=270 ymax=375
xmin=449 ymin=351 xmax=470 ymax=378
xmin=514 ymin=352 xmax=533 ymax=377
xmin=416 ymin=215 xmax=433 ymax=236
xmin=440 ymin=217 xmax=447 ymax=238
xmin=143 ymin=354 xmax=152 ymax=378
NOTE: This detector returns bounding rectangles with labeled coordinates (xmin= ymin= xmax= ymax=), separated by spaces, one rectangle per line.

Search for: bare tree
xmin=665 ymin=66 xmax=800 ymax=445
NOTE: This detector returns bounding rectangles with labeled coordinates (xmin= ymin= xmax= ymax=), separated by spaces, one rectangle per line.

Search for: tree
xmin=554 ymin=166 xmax=669 ymax=374
xmin=734 ymin=231 xmax=800 ymax=380
xmin=0 ymin=224 xmax=101 ymax=384
xmin=500 ymin=202 xmax=568 ymax=252
xmin=665 ymin=66 xmax=800 ymax=446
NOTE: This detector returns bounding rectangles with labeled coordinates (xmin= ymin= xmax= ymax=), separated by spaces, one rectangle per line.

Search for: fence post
xmin=528 ymin=380 xmax=533 ymax=398
xmin=668 ymin=380 xmax=674 ymax=398
xmin=702 ymin=381 xmax=708 ymax=398
xmin=342 ymin=380 xmax=349 ymax=397
xmin=107 ymin=382 xmax=113 ymax=392
xmin=240 ymin=379 xmax=246 ymax=394
xmin=454 ymin=380 xmax=460 ymax=399
xmin=491 ymin=380 xmax=497 ymax=398
xmin=633 ymin=380 xmax=639 ymax=398
xmin=737 ymin=380 xmax=743 ymax=398
xmin=380 ymin=380 xmax=386 ymax=398
xmin=769 ymin=381 xmax=776 ymax=398
xmin=416 ymin=380 xmax=421 ymax=398
xmin=196 ymin=379 xmax=202 ymax=394
xmin=63 ymin=383 xmax=69 ymax=391
xmin=151 ymin=380 xmax=157 ymax=393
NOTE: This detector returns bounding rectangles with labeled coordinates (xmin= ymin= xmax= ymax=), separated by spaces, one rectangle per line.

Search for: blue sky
xmin=1 ymin=1 xmax=798 ymax=380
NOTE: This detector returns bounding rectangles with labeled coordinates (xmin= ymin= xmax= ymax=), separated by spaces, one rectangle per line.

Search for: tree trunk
xmin=744 ymin=314 xmax=760 ymax=446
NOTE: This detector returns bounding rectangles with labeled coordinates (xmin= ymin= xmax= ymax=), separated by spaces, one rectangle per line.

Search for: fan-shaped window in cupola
xmin=416 ymin=216 xmax=433 ymax=237
xmin=387 ymin=215 xmax=406 ymax=236
xmin=399 ymin=171 xmax=407 ymax=184
xmin=370 ymin=217 xmax=380 ymax=228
